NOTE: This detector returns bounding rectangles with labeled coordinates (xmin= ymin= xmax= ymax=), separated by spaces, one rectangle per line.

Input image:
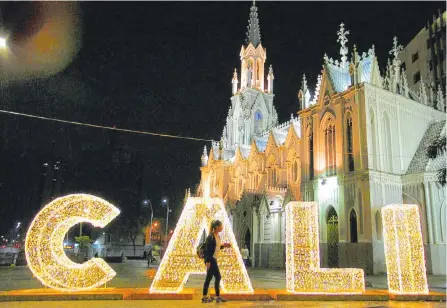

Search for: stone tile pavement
xmin=0 ymin=300 xmax=445 ymax=308
xmin=0 ymin=260 xmax=445 ymax=293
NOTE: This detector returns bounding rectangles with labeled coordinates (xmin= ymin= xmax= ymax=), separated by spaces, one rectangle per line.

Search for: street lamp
xmin=143 ymin=199 xmax=154 ymax=247
xmin=0 ymin=37 xmax=6 ymax=49
xmin=162 ymin=198 xmax=172 ymax=245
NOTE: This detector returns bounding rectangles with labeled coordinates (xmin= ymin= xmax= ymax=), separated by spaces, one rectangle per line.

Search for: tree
xmin=426 ymin=135 xmax=446 ymax=186
xmin=111 ymin=203 xmax=150 ymax=256
xmin=75 ymin=235 xmax=92 ymax=259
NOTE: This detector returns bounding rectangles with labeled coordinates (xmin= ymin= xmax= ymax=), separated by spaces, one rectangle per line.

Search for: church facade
xmin=195 ymin=3 xmax=446 ymax=275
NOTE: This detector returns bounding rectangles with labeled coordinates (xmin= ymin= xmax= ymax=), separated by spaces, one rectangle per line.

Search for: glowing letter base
xmin=150 ymin=197 xmax=253 ymax=294
xmin=381 ymin=204 xmax=428 ymax=294
xmin=285 ymin=202 xmax=365 ymax=293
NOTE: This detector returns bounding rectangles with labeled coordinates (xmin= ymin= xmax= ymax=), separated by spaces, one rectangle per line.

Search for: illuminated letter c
xmin=25 ymin=194 xmax=120 ymax=291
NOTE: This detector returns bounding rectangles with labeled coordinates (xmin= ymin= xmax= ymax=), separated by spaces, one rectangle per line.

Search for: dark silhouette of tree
xmin=111 ymin=203 xmax=150 ymax=256
xmin=427 ymin=135 xmax=446 ymax=186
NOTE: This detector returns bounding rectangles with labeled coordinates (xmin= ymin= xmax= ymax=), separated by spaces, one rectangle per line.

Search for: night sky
xmin=0 ymin=1 xmax=444 ymax=235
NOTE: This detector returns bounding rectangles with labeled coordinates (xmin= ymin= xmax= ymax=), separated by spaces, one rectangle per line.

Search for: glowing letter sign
xmin=285 ymin=202 xmax=365 ymax=293
xmin=25 ymin=194 xmax=120 ymax=292
xmin=150 ymin=197 xmax=253 ymax=294
xmin=381 ymin=204 xmax=428 ymax=294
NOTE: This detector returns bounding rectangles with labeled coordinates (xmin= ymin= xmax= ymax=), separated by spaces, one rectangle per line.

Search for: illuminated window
xmin=254 ymin=110 xmax=263 ymax=135
xmin=346 ymin=116 xmax=354 ymax=172
xmin=324 ymin=118 xmax=336 ymax=176
xmin=268 ymin=156 xmax=277 ymax=187
xmin=292 ymin=160 xmax=300 ymax=182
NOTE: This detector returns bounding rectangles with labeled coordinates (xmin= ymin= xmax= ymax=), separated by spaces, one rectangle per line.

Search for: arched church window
xmin=346 ymin=116 xmax=354 ymax=172
xmin=254 ymin=110 xmax=263 ymax=135
xmin=383 ymin=112 xmax=393 ymax=173
xmin=375 ymin=210 xmax=383 ymax=241
xmin=324 ymin=118 xmax=336 ymax=176
xmin=370 ymin=108 xmax=377 ymax=169
xmin=349 ymin=209 xmax=358 ymax=243
xmin=256 ymin=58 xmax=261 ymax=86
xmin=267 ymin=156 xmax=277 ymax=187
xmin=269 ymin=167 xmax=277 ymax=187
xmin=291 ymin=160 xmax=300 ymax=183
xmin=308 ymin=131 xmax=314 ymax=180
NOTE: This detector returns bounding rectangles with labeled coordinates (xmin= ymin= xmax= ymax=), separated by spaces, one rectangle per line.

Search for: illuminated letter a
xmin=150 ymin=197 xmax=253 ymax=294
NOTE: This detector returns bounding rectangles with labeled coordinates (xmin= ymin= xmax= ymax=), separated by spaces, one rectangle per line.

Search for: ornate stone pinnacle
xmin=368 ymin=44 xmax=375 ymax=57
xmin=245 ymin=1 xmax=262 ymax=47
xmin=337 ymin=22 xmax=350 ymax=67
xmin=389 ymin=37 xmax=403 ymax=69
xmin=302 ymin=74 xmax=307 ymax=91
xmin=389 ymin=37 xmax=403 ymax=58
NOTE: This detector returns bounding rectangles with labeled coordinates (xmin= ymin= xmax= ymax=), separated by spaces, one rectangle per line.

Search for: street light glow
xmin=0 ymin=37 xmax=6 ymax=49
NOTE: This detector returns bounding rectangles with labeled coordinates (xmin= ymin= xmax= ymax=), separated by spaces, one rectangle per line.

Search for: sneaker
xmin=201 ymin=296 xmax=213 ymax=303
xmin=215 ymin=296 xmax=227 ymax=303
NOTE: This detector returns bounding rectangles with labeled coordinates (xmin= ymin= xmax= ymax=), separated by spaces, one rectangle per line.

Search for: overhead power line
xmin=0 ymin=109 xmax=213 ymax=142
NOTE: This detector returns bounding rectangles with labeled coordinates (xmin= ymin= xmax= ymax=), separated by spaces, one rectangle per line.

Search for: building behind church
xmin=399 ymin=10 xmax=446 ymax=95
xmin=194 ymin=3 xmax=446 ymax=275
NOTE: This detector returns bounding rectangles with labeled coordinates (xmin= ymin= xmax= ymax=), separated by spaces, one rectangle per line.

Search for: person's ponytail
xmin=209 ymin=220 xmax=222 ymax=234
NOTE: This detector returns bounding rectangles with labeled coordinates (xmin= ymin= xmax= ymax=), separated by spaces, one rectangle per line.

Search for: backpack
xmin=196 ymin=242 xmax=206 ymax=259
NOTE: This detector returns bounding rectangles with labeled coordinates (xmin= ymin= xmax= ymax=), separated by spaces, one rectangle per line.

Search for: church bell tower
xmin=219 ymin=1 xmax=278 ymax=153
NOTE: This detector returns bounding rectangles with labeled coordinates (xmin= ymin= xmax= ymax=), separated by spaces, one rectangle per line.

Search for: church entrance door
xmin=326 ymin=206 xmax=339 ymax=268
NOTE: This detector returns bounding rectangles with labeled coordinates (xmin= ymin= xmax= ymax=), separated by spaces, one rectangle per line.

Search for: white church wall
xmin=364 ymin=83 xmax=445 ymax=174
xmin=368 ymin=171 xmax=403 ymax=274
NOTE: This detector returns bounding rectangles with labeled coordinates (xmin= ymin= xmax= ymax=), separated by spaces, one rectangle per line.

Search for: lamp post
xmin=0 ymin=37 xmax=6 ymax=49
xmin=162 ymin=198 xmax=171 ymax=247
xmin=143 ymin=200 xmax=154 ymax=247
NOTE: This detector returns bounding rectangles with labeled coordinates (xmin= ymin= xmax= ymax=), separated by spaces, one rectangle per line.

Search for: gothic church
xmin=195 ymin=2 xmax=446 ymax=275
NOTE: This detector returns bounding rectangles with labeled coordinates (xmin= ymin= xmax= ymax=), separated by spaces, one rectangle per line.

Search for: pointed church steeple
xmin=223 ymin=1 xmax=278 ymax=151
xmin=239 ymin=1 xmax=267 ymax=92
xmin=245 ymin=1 xmax=261 ymax=48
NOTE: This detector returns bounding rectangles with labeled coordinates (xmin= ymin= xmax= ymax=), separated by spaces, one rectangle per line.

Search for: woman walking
xmin=202 ymin=220 xmax=230 ymax=303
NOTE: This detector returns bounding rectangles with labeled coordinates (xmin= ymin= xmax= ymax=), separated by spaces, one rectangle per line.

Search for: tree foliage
xmin=426 ymin=135 xmax=446 ymax=186
xmin=74 ymin=235 xmax=92 ymax=248
xmin=111 ymin=203 xmax=150 ymax=256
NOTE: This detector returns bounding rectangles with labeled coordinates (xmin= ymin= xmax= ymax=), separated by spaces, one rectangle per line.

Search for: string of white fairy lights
xmin=0 ymin=109 xmax=213 ymax=142
xmin=0 ymin=108 xmax=439 ymax=160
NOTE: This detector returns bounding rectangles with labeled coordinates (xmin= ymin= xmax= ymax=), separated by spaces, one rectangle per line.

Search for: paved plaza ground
xmin=0 ymin=260 xmax=445 ymax=307
xmin=0 ymin=260 xmax=445 ymax=292
xmin=0 ymin=300 xmax=446 ymax=308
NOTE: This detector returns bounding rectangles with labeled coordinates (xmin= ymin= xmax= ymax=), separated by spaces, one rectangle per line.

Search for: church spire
xmin=245 ymin=1 xmax=261 ymax=47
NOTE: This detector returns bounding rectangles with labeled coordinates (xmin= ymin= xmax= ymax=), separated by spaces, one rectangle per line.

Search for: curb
xmin=0 ymin=288 xmax=444 ymax=302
